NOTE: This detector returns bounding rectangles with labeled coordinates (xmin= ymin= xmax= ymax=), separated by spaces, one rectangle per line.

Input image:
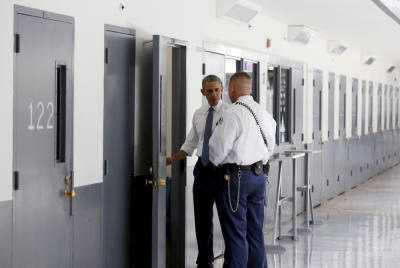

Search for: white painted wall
xmin=1 ymin=0 xmax=399 ymax=201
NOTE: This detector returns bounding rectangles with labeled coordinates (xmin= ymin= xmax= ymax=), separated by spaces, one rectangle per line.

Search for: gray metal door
xmin=291 ymin=68 xmax=304 ymax=213
xmin=13 ymin=6 xmax=74 ymax=267
xmin=151 ymin=35 xmax=188 ymax=268
xmin=349 ymin=79 xmax=358 ymax=189
xmin=368 ymin=83 xmax=375 ymax=178
xmin=311 ymin=70 xmax=322 ymax=206
xmin=387 ymin=87 xmax=393 ymax=168
xmin=376 ymin=85 xmax=383 ymax=174
xmin=103 ymin=25 xmax=135 ymax=268
xmin=360 ymin=81 xmax=367 ymax=182
xmin=335 ymin=76 xmax=347 ymax=194
xmin=322 ymin=73 xmax=335 ymax=200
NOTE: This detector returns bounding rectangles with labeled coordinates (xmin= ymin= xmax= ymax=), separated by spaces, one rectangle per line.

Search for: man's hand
xmin=166 ymin=157 xmax=173 ymax=166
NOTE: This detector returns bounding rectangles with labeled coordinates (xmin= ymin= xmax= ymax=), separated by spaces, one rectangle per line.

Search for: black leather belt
xmin=221 ymin=163 xmax=252 ymax=170
xmin=222 ymin=161 xmax=269 ymax=175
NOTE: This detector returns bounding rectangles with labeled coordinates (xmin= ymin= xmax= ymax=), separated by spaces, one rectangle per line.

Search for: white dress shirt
xmin=181 ymin=99 xmax=231 ymax=157
xmin=209 ymin=95 xmax=276 ymax=166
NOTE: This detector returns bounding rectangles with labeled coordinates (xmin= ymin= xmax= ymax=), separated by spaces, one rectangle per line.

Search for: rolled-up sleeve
xmin=180 ymin=124 xmax=199 ymax=156
xmin=266 ymin=117 xmax=276 ymax=156
xmin=209 ymin=112 xmax=240 ymax=166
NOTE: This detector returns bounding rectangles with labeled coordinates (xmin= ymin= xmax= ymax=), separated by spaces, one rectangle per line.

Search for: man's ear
xmin=200 ymin=88 xmax=205 ymax=96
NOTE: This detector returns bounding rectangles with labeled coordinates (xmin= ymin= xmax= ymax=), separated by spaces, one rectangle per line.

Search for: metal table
xmin=265 ymin=151 xmax=305 ymax=254
xmin=285 ymin=150 xmax=323 ymax=234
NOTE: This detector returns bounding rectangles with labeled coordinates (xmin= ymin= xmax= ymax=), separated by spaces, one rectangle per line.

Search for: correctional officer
xmin=167 ymin=75 xmax=230 ymax=268
xmin=209 ymin=71 xmax=276 ymax=267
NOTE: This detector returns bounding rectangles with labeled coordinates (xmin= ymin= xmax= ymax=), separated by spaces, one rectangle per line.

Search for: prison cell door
xmin=393 ymin=90 xmax=400 ymax=165
xmin=335 ymin=76 xmax=347 ymax=194
xmin=13 ymin=6 xmax=74 ymax=267
xmin=103 ymin=25 xmax=135 ymax=267
xmin=134 ymin=35 xmax=187 ymax=268
xmin=311 ymin=70 xmax=322 ymax=206
xmin=322 ymin=73 xmax=335 ymax=201
xmin=360 ymin=81 xmax=368 ymax=182
xmin=376 ymin=85 xmax=383 ymax=174
xmin=368 ymin=83 xmax=375 ymax=178
xmin=387 ymin=87 xmax=394 ymax=168
xmin=291 ymin=67 xmax=304 ymax=213
xmin=349 ymin=79 xmax=359 ymax=189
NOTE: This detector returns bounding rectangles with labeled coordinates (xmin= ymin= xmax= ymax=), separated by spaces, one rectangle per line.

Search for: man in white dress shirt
xmin=167 ymin=75 xmax=230 ymax=268
xmin=209 ymin=71 xmax=276 ymax=268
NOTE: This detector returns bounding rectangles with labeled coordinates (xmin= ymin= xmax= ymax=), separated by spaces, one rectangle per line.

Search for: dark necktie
xmin=201 ymin=107 xmax=214 ymax=166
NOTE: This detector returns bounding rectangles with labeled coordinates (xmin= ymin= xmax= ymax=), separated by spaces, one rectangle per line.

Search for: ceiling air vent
xmin=327 ymin=41 xmax=349 ymax=56
xmin=217 ymin=0 xmax=262 ymax=26
xmin=361 ymin=54 xmax=377 ymax=65
xmin=386 ymin=64 xmax=396 ymax=73
xmin=288 ymin=26 xmax=317 ymax=45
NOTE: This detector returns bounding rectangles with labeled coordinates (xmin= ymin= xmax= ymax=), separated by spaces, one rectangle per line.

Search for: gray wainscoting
xmin=0 ymin=200 xmax=12 ymax=268
xmin=73 ymin=183 xmax=103 ymax=268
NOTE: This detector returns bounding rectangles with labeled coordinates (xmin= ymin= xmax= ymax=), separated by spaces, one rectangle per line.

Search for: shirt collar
xmin=211 ymin=99 xmax=223 ymax=112
xmin=236 ymin=95 xmax=253 ymax=103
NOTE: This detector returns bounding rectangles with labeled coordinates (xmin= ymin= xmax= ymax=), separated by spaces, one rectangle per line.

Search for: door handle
xmin=145 ymin=179 xmax=152 ymax=185
xmin=64 ymin=190 xmax=75 ymax=198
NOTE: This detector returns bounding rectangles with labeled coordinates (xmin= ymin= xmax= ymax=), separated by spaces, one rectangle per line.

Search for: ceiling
xmin=250 ymin=0 xmax=400 ymax=66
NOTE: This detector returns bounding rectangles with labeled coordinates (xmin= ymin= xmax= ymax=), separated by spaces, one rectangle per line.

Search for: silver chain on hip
xmin=228 ymin=166 xmax=241 ymax=212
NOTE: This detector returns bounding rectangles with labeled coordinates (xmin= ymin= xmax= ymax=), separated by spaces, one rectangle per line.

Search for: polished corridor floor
xmin=215 ymin=163 xmax=400 ymax=268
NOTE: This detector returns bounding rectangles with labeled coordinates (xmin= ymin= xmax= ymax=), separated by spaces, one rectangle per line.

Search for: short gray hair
xmin=202 ymin=75 xmax=222 ymax=88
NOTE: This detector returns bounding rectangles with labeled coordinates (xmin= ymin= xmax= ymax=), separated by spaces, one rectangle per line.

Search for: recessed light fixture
xmin=327 ymin=41 xmax=349 ymax=56
xmin=217 ymin=0 xmax=262 ymax=26
xmin=288 ymin=26 xmax=318 ymax=46
xmin=386 ymin=64 xmax=396 ymax=73
xmin=361 ymin=54 xmax=377 ymax=65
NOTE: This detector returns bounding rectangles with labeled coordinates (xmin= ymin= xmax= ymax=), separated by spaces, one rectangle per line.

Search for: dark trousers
xmin=193 ymin=159 xmax=220 ymax=268
xmin=218 ymin=169 xmax=267 ymax=268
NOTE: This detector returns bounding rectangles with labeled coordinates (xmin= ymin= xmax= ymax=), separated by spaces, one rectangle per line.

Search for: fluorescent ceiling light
xmin=288 ymin=26 xmax=317 ymax=46
xmin=217 ymin=0 xmax=262 ymax=26
xmin=361 ymin=54 xmax=377 ymax=65
xmin=327 ymin=41 xmax=349 ymax=56
xmin=387 ymin=66 xmax=396 ymax=72
xmin=385 ymin=63 xmax=396 ymax=72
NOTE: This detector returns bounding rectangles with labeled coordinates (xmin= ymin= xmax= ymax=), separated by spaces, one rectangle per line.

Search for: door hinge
xmin=14 ymin=171 xmax=19 ymax=190
xmin=328 ymin=130 xmax=330 ymax=137
xmin=202 ymin=63 xmax=206 ymax=75
xmin=302 ymin=78 xmax=304 ymax=86
xmin=129 ymin=174 xmax=132 ymax=184
xmin=301 ymin=133 xmax=304 ymax=141
xmin=312 ymin=132 xmax=314 ymax=140
xmin=104 ymin=160 xmax=108 ymax=175
xmin=105 ymin=47 xmax=109 ymax=63
xmin=313 ymin=80 xmax=315 ymax=87
xmin=15 ymin=34 xmax=20 ymax=53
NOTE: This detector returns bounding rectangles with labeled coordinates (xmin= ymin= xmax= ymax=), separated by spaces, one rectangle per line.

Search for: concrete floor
xmin=215 ymin=163 xmax=400 ymax=268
